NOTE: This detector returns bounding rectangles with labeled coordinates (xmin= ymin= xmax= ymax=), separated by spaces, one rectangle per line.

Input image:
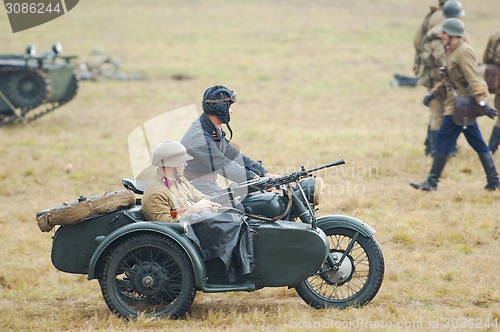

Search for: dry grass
xmin=0 ymin=0 xmax=499 ymax=331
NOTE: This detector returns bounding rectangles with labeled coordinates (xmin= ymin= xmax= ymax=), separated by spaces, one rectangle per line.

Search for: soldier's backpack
xmin=36 ymin=190 xmax=135 ymax=232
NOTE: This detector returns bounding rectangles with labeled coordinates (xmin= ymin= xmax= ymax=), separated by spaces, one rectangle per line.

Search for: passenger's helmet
xmin=152 ymin=141 xmax=193 ymax=167
xmin=441 ymin=18 xmax=465 ymax=37
xmin=202 ymin=85 xmax=237 ymax=124
xmin=443 ymin=1 xmax=465 ymax=18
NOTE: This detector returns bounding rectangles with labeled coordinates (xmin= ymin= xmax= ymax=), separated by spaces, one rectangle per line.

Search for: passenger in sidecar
xmin=141 ymin=140 xmax=221 ymax=222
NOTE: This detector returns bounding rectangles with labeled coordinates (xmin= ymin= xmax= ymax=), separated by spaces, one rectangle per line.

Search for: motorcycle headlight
xmin=300 ymin=176 xmax=325 ymax=206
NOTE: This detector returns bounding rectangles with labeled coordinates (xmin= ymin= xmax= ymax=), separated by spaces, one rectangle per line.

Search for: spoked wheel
xmin=295 ymin=227 xmax=384 ymax=308
xmin=98 ymin=234 xmax=197 ymax=319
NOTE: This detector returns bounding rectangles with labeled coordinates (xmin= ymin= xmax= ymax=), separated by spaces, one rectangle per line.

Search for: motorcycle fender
xmin=316 ymin=214 xmax=376 ymax=237
xmin=86 ymin=222 xmax=207 ymax=288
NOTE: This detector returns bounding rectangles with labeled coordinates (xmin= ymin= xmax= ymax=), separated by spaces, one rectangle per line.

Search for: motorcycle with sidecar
xmin=38 ymin=159 xmax=384 ymax=319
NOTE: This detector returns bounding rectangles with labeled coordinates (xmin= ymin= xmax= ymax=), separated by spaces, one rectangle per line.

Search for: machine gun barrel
xmin=306 ymin=159 xmax=346 ymax=173
xmin=265 ymin=158 xmax=345 ymax=188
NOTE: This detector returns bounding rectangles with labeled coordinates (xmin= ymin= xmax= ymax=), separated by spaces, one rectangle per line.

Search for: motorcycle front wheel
xmin=98 ymin=234 xmax=197 ymax=319
xmin=295 ymin=227 xmax=384 ymax=308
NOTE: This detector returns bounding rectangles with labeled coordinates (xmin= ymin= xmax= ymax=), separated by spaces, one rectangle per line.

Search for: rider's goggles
xmin=204 ymin=91 xmax=237 ymax=104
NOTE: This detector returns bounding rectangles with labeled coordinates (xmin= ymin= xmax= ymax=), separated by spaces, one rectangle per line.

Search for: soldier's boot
xmin=488 ymin=126 xmax=500 ymax=155
xmin=410 ymin=152 xmax=448 ymax=191
xmin=478 ymin=152 xmax=500 ymax=191
xmin=449 ymin=143 xmax=459 ymax=157
xmin=424 ymin=126 xmax=432 ymax=156
xmin=428 ymin=130 xmax=438 ymax=156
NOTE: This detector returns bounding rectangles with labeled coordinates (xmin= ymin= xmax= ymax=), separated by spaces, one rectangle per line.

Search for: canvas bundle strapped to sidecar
xmin=39 ymin=159 xmax=384 ymax=319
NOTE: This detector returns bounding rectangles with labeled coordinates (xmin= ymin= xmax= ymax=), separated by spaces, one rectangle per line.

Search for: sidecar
xmin=47 ymin=196 xmax=329 ymax=319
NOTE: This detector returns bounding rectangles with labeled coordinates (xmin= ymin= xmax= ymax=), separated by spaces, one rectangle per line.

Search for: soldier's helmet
xmin=152 ymin=141 xmax=193 ymax=167
xmin=202 ymin=85 xmax=237 ymax=124
xmin=443 ymin=1 xmax=465 ymax=18
xmin=441 ymin=18 xmax=465 ymax=37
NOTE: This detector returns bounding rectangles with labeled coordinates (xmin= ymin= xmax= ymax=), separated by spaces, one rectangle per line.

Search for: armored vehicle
xmin=0 ymin=43 xmax=78 ymax=126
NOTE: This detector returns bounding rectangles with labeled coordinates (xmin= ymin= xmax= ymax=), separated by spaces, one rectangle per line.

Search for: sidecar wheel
xmin=295 ymin=227 xmax=384 ymax=309
xmin=98 ymin=234 xmax=196 ymax=319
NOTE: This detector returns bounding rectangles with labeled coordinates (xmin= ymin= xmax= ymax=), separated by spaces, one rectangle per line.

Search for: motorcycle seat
xmin=122 ymin=178 xmax=147 ymax=195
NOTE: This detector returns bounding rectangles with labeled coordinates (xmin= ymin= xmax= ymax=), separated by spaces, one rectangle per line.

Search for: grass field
xmin=0 ymin=1 xmax=499 ymax=331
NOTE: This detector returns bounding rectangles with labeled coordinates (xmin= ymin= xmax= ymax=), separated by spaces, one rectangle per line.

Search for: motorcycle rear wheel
xmin=98 ymin=234 xmax=197 ymax=319
xmin=295 ymin=227 xmax=384 ymax=308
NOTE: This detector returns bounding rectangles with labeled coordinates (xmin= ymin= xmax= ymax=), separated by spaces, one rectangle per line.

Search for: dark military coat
xmin=180 ymin=113 xmax=267 ymax=183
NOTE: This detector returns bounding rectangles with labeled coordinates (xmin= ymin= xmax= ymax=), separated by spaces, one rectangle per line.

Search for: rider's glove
xmin=479 ymin=101 xmax=498 ymax=119
xmin=423 ymin=93 xmax=435 ymax=107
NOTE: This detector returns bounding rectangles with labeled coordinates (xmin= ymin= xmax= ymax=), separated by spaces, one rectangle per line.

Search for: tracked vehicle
xmin=0 ymin=43 xmax=78 ymax=126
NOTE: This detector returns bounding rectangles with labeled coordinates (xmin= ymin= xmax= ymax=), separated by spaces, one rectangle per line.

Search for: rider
xmin=180 ymin=85 xmax=278 ymax=196
xmin=141 ymin=140 xmax=254 ymax=282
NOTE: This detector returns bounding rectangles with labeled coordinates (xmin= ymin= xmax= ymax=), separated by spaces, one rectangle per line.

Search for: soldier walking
xmin=483 ymin=27 xmax=500 ymax=154
xmin=413 ymin=0 xmax=447 ymax=155
xmin=410 ymin=19 xmax=500 ymax=191
xmin=418 ymin=0 xmax=467 ymax=156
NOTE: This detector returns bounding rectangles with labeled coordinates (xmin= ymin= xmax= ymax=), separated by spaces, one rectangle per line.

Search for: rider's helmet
xmin=201 ymin=85 xmax=237 ymax=124
xmin=443 ymin=1 xmax=465 ymax=18
xmin=152 ymin=141 xmax=193 ymax=167
xmin=441 ymin=18 xmax=465 ymax=37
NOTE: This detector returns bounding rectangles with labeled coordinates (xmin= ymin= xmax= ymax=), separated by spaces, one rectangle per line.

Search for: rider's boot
xmin=488 ymin=126 xmax=500 ymax=155
xmin=410 ymin=152 xmax=447 ymax=191
xmin=478 ymin=151 xmax=500 ymax=191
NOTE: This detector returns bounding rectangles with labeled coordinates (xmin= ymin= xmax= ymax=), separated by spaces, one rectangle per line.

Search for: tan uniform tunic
xmin=432 ymin=39 xmax=489 ymax=117
xmin=414 ymin=6 xmax=444 ymax=52
xmin=142 ymin=173 xmax=209 ymax=222
xmin=414 ymin=6 xmax=445 ymax=78
xmin=483 ymin=27 xmax=500 ymax=126
xmin=422 ymin=26 xmax=471 ymax=86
